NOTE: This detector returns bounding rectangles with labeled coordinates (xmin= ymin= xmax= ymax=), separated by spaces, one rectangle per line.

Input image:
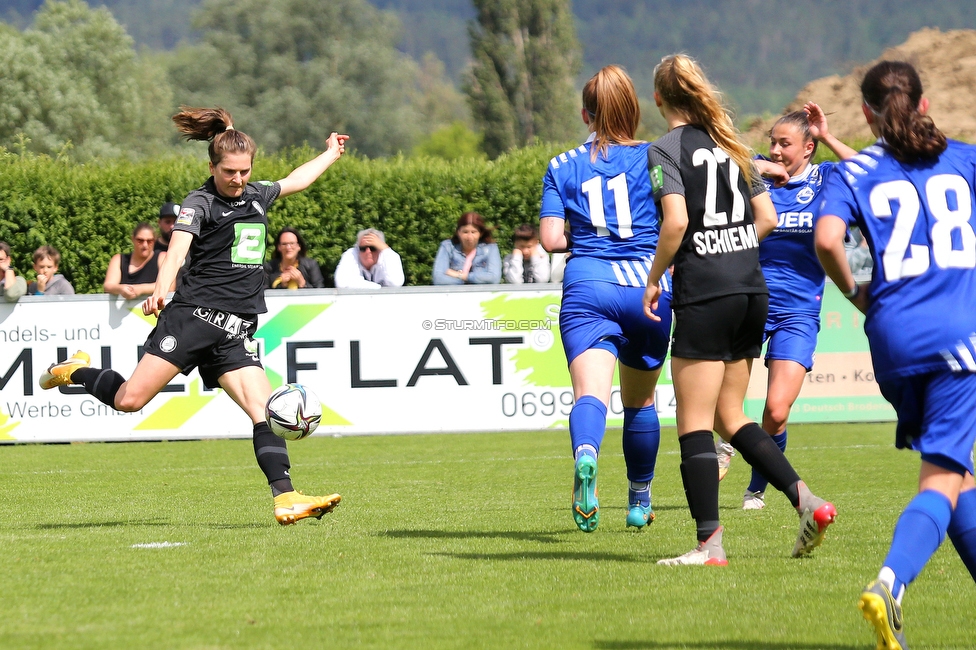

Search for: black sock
xmin=72 ymin=367 xmax=125 ymax=409
xmin=729 ymin=422 xmax=801 ymax=507
xmin=253 ymin=421 xmax=293 ymax=494
xmin=679 ymin=431 xmax=720 ymax=542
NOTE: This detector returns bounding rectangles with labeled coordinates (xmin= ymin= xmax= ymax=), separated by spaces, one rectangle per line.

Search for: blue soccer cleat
xmin=626 ymin=485 xmax=655 ymax=529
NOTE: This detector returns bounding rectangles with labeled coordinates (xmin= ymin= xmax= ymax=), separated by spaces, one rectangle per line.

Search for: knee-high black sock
xmin=72 ymin=367 xmax=125 ymax=409
xmin=253 ymin=421 xmax=293 ymax=495
xmin=679 ymin=431 xmax=720 ymax=542
xmin=729 ymin=422 xmax=801 ymax=507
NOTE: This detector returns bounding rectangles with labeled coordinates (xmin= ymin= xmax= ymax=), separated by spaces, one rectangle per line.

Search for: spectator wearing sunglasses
xmin=334 ymin=228 xmax=404 ymax=289
xmin=104 ymin=222 xmax=169 ymax=299
xmin=265 ymin=227 xmax=326 ymax=290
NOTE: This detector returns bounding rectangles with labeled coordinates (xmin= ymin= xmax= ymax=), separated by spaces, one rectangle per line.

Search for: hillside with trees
xmin=3 ymin=0 xmax=976 ymax=160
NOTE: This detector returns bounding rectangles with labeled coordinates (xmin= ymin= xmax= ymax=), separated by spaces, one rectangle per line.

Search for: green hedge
xmin=0 ymin=143 xmax=568 ymax=292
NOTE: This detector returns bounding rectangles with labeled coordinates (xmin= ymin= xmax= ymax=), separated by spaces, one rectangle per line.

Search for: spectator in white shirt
xmin=334 ymin=228 xmax=405 ymax=289
xmin=503 ymin=224 xmax=551 ymax=284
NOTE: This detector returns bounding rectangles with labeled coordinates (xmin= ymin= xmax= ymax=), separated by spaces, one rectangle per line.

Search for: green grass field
xmin=1 ymin=423 xmax=973 ymax=649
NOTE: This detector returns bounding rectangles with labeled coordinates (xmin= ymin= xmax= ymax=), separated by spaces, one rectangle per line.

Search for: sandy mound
xmin=745 ymin=28 xmax=976 ymax=146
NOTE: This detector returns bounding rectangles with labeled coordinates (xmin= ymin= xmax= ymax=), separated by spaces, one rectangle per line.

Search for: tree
xmin=166 ymin=0 xmax=423 ymax=158
xmin=464 ymin=0 xmax=581 ymax=158
xmin=0 ymin=0 xmax=172 ymax=160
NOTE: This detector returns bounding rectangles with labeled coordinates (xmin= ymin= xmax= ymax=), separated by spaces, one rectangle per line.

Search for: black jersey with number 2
xmin=172 ymin=178 xmax=281 ymax=314
xmin=649 ymin=124 xmax=767 ymax=306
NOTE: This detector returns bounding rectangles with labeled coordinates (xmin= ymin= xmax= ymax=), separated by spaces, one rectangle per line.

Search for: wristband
xmin=842 ymin=284 xmax=859 ymax=299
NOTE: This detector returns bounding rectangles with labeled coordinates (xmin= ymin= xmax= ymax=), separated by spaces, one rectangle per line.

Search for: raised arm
xmin=277 ymin=132 xmax=349 ymax=198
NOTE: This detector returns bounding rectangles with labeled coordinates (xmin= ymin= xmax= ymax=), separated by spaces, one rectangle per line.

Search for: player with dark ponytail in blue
xmin=816 ymin=60 xmax=976 ymax=650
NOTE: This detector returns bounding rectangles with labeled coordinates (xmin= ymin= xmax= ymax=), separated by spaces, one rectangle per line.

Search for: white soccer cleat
xmin=658 ymin=526 xmax=728 ymax=566
xmin=742 ymin=489 xmax=766 ymax=510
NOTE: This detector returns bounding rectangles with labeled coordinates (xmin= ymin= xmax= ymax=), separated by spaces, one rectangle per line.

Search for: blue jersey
xmin=540 ymin=139 xmax=661 ymax=288
xmin=759 ymin=160 xmax=832 ymax=318
xmin=818 ymin=140 xmax=976 ymax=382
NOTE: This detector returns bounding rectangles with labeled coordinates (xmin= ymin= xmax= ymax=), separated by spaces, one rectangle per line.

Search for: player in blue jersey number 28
xmin=816 ymin=60 xmax=976 ymax=650
xmin=539 ymin=65 xmax=672 ymax=533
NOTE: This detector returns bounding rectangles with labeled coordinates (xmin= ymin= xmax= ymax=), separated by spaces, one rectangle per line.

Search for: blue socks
xmin=882 ymin=489 xmax=953 ymax=601
xmin=746 ymin=430 xmax=787 ymax=494
xmin=622 ymin=405 xmax=660 ymax=483
xmin=948 ymin=488 xmax=976 ymax=583
xmin=569 ymin=395 xmax=607 ymax=459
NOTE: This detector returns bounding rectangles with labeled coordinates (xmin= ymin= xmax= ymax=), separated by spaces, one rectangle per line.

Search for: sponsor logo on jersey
xmin=776 ymin=211 xmax=814 ymax=230
xmin=221 ymin=210 xmax=233 ymax=217
xmin=160 ymin=336 xmax=178 ymax=353
xmin=177 ymin=207 xmax=195 ymax=225
xmin=192 ymin=306 xmax=254 ymax=338
xmin=231 ymin=198 xmax=247 ymax=207
xmin=796 ymin=187 xmax=815 ymax=204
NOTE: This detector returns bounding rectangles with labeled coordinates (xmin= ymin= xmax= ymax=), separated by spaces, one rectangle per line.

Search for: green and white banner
xmin=0 ymin=284 xmax=892 ymax=442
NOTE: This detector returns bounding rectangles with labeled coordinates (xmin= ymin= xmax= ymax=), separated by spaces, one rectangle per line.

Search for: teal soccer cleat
xmin=572 ymin=455 xmax=599 ymax=532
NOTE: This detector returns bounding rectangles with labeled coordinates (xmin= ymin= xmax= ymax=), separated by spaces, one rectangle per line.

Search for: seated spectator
xmin=334 ymin=228 xmax=405 ymax=289
xmin=155 ymin=202 xmax=180 ymax=252
xmin=503 ymin=223 xmax=551 ymax=284
xmin=104 ymin=223 xmax=167 ymax=299
xmin=432 ymin=212 xmax=502 ymax=285
xmin=27 ymin=245 xmax=74 ymax=295
xmin=0 ymin=241 xmax=27 ymax=302
xmin=265 ymin=227 xmax=325 ymax=289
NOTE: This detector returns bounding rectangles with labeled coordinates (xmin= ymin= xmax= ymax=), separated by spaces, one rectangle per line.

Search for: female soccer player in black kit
xmin=642 ymin=54 xmax=836 ymax=564
xmin=41 ymin=108 xmax=348 ymax=526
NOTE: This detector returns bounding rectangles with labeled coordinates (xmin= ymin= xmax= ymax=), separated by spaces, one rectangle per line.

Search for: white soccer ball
xmin=265 ymin=383 xmax=322 ymax=441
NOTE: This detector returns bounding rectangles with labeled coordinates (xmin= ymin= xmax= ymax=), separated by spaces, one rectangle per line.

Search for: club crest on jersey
xmin=177 ymin=207 xmax=195 ymax=225
xmin=251 ymin=201 xmax=265 ymax=216
xmin=159 ymin=336 xmax=178 ymax=353
xmin=796 ymin=187 xmax=815 ymax=204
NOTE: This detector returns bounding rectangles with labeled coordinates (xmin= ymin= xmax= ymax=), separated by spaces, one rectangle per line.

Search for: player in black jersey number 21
xmin=642 ymin=54 xmax=836 ymax=565
xmin=41 ymin=108 xmax=348 ymax=526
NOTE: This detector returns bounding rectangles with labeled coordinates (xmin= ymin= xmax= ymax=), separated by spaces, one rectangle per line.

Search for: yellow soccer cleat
xmin=39 ymin=351 xmax=90 ymax=390
xmin=273 ymin=491 xmax=341 ymax=525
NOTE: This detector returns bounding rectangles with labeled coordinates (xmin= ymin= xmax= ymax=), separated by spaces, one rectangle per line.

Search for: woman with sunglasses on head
xmin=104 ymin=222 xmax=170 ymax=299
xmin=40 ymin=107 xmax=349 ymax=526
xmin=334 ymin=228 xmax=404 ymax=289
xmin=540 ymin=64 xmax=672 ymax=533
xmin=265 ymin=226 xmax=326 ymax=289
xmin=643 ymin=54 xmax=836 ymax=565
xmin=816 ymin=60 xmax=976 ymax=650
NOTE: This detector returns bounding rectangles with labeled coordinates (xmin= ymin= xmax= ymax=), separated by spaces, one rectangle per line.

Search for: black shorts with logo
xmin=143 ymin=302 xmax=262 ymax=389
xmin=671 ymin=293 xmax=768 ymax=361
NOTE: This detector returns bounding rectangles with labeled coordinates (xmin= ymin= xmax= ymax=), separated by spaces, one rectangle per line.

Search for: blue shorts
xmin=879 ymin=370 xmax=976 ymax=476
xmin=764 ymin=312 xmax=820 ymax=371
xmin=559 ymin=281 xmax=672 ymax=371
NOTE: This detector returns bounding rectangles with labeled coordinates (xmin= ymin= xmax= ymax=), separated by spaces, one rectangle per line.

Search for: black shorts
xmin=671 ymin=293 xmax=768 ymax=361
xmin=143 ymin=303 xmax=262 ymax=389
